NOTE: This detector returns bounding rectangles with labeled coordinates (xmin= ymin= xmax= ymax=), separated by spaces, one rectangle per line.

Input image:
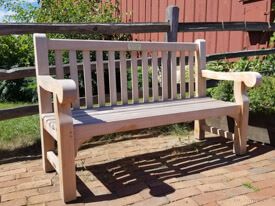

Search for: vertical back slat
xmin=161 ymin=51 xmax=168 ymax=101
xmin=131 ymin=51 xmax=139 ymax=103
xmin=55 ymin=50 xmax=64 ymax=79
xmin=83 ymin=51 xmax=93 ymax=108
xmin=171 ymin=51 xmax=177 ymax=100
xmin=108 ymin=51 xmax=117 ymax=105
xmin=96 ymin=51 xmax=105 ymax=106
xmin=188 ymin=50 xmax=194 ymax=98
xmin=180 ymin=51 xmax=186 ymax=99
xmin=120 ymin=51 xmax=128 ymax=104
xmin=142 ymin=51 xmax=149 ymax=103
xmin=69 ymin=50 xmax=80 ymax=109
xmin=152 ymin=51 xmax=159 ymax=102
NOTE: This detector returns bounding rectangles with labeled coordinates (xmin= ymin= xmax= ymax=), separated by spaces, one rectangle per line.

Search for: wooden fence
xmin=0 ymin=5 xmax=275 ymax=121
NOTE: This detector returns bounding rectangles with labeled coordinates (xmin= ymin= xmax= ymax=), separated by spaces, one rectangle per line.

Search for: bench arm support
xmin=201 ymin=70 xmax=262 ymax=88
xmin=37 ymin=75 xmax=77 ymax=104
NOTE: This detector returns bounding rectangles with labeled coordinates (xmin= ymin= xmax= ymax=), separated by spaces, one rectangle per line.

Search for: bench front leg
xmin=54 ymin=95 xmax=77 ymax=202
xmin=233 ymin=82 xmax=249 ymax=155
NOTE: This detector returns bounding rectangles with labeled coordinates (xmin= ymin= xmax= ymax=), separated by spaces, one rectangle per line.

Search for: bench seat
xmin=42 ymin=97 xmax=240 ymax=142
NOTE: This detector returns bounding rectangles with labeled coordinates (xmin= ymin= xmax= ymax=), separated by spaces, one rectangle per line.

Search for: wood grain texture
xmin=96 ymin=51 xmax=105 ymax=106
xmin=108 ymin=51 xmax=117 ymax=105
xmin=55 ymin=50 xmax=64 ymax=79
xmin=34 ymin=33 xmax=54 ymax=172
xmin=69 ymin=50 xmax=80 ymax=109
xmin=188 ymin=50 xmax=194 ymax=98
xmin=233 ymin=82 xmax=249 ymax=155
xmin=0 ymin=23 xmax=170 ymax=35
xmin=152 ymin=51 xmax=159 ymax=102
xmin=161 ymin=51 xmax=168 ymax=100
xmin=120 ymin=51 xmax=128 ymax=104
xmin=202 ymin=70 xmax=262 ymax=87
xmin=142 ymin=51 xmax=149 ymax=102
xmin=53 ymin=95 xmax=76 ymax=202
xmin=180 ymin=51 xmax=185 ymax=99
xmin=171 ymin=51 xmax=177 ymax=100
xmin=83 ymin=51 xmax=93 ymax=108
xmin=131 ymin=51 xmax=139 ymax=103
xmin=42 ymin=97 xmax=240 ymax=142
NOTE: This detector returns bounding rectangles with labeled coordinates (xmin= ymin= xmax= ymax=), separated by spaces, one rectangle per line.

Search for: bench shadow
xmin=72 ymin=136 xmax=274 ymax=204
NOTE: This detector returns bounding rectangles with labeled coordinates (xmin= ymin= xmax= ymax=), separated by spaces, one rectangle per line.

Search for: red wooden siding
xmin=117 ymin=0 xmax=273 ymax=54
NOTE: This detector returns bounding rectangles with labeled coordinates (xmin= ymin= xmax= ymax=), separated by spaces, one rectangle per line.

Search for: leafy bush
xmin=207 ymin=55 xmax=275 ymax=76
xmin=207 ymin=55 xmax=275 ymax=115
xmin=209 ymin=77 xmax=275 ymax=115
xmin=249 ymin=77 xmax=275 ymax=114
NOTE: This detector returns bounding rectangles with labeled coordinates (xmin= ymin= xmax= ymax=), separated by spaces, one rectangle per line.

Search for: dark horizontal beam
xmin=0 ymin=58 xmax=161 ymax=80
xmin=207 ymin=48 xmax=275 ymax=61
xmin=1 ymin=22 xmax=275 ymax=36
xmin=0 ymin=105 xmax=39 ymax=121
xmin=178 ymin=22 xmax=275 ymax=32
xmin=0 ymin=23 xmax=170 ymax=35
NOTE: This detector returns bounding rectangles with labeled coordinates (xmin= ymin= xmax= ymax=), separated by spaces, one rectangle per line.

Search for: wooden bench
xmin=33 ymin=33 xmax=261 ymax=202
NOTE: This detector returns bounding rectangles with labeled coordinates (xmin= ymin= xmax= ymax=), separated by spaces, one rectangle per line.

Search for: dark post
xmin=165 ymin=5 xmax=179 ymax=98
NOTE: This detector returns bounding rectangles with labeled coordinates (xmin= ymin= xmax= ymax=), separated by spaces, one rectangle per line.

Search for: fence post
xmin=165 ymin=5 xmax=179 ymax=98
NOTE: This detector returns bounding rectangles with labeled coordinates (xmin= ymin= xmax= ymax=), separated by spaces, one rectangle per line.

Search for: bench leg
xmin=55 ymin=100 xmax=77 ymax=202
xmin=194 ymin=120 xmax=205 ymax=140
xmin=57 ymin=131 xmax=77 ymax=202
xmin=41 ymin=128 xmax=55 ymax=172
xmin=233 ymin=115 xmax=248 ymax=155
xmin=233 ymin=82 xmax=249 ymax=155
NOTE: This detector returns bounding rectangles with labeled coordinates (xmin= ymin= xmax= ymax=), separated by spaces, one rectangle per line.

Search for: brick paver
xmin=0 ymin=135 xmax=275 ymax=205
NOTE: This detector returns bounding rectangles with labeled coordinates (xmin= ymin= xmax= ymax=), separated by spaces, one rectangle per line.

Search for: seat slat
xmin=142 ymin=51 xmax=149 ymax=103
xmin=171 ymin=51 xmax=177 ymax=100
xmin=188 ymin=50 xmax=194 ymax=98
xmin=120 ymin=51 xmax=128 ymax=104
xmin=108 ymin=51 xmax=117 ymax=105
xmin=83 ymin=51 xmax=93 ymax=108
xmin=131 ymin=51 xmax=139 ymax=103
xmin=69 ymin=50 xmax=80 ymax=109
xmin=161 ymin=51 xmax=168 ymax=101
xmin=55 ymin=50 xmax=64 ymax=79
xmin=45 ymin=98 xmax=218 ymax=118
xmin=180 ymin=51 xmax=186 ymax=99
xmin=42 ymin=98 xmax=240 ymax=140
xmin=152 ymin=51 xmax=159 ymax=102
xmin=96 ymin=51 xmax=105 ymax=106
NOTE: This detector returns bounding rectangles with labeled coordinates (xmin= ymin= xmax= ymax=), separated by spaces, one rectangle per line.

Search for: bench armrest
xmin=201 ymin=70 xmax=262 ymax=88
xmin=37 ymin=75 xmax=77 ymax=104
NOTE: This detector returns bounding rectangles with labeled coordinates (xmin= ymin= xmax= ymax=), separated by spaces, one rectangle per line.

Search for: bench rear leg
xmin=41 ymin=128 xmax=55 ymax=172
xmin=194 ymin=120 xmax=205 ymax=140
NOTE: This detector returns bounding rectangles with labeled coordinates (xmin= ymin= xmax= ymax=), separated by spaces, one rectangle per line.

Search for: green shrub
xmin=249 ymin=77 xmax=275 ymax=114
xmin=208 ymin=77 xmax=275 ymax=115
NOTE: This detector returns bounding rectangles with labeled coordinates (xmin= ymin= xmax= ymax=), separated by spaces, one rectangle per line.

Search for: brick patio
xmin=1 ymin=134 xmax=275 ymax=206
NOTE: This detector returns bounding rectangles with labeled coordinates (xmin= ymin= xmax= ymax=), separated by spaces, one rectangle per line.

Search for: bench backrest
xmin=34 ymin=34 xmax=206 ymax=109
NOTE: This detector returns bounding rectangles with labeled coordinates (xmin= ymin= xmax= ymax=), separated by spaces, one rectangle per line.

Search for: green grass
xmin=0 ymin=102 xmax=40 ymax=151
xmin=242 ymin=182 xmax=260 ymax=192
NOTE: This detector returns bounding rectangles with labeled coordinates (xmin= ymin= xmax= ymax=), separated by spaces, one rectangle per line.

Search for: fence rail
xmin=0 ymin=23 xmax=170 ymax=35
xmin=1 ymin=22 xmax=275 ymax=36
xmin=0 ymin=5 xmax=275 ymax=121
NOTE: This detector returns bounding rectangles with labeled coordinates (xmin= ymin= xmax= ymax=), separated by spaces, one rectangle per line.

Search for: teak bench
xmin=33 ymin=33 xmax=261 ymax=202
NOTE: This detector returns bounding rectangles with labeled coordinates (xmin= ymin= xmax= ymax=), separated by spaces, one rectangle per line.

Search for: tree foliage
xmin=0 ymin=0 xmax=124 ymax=102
